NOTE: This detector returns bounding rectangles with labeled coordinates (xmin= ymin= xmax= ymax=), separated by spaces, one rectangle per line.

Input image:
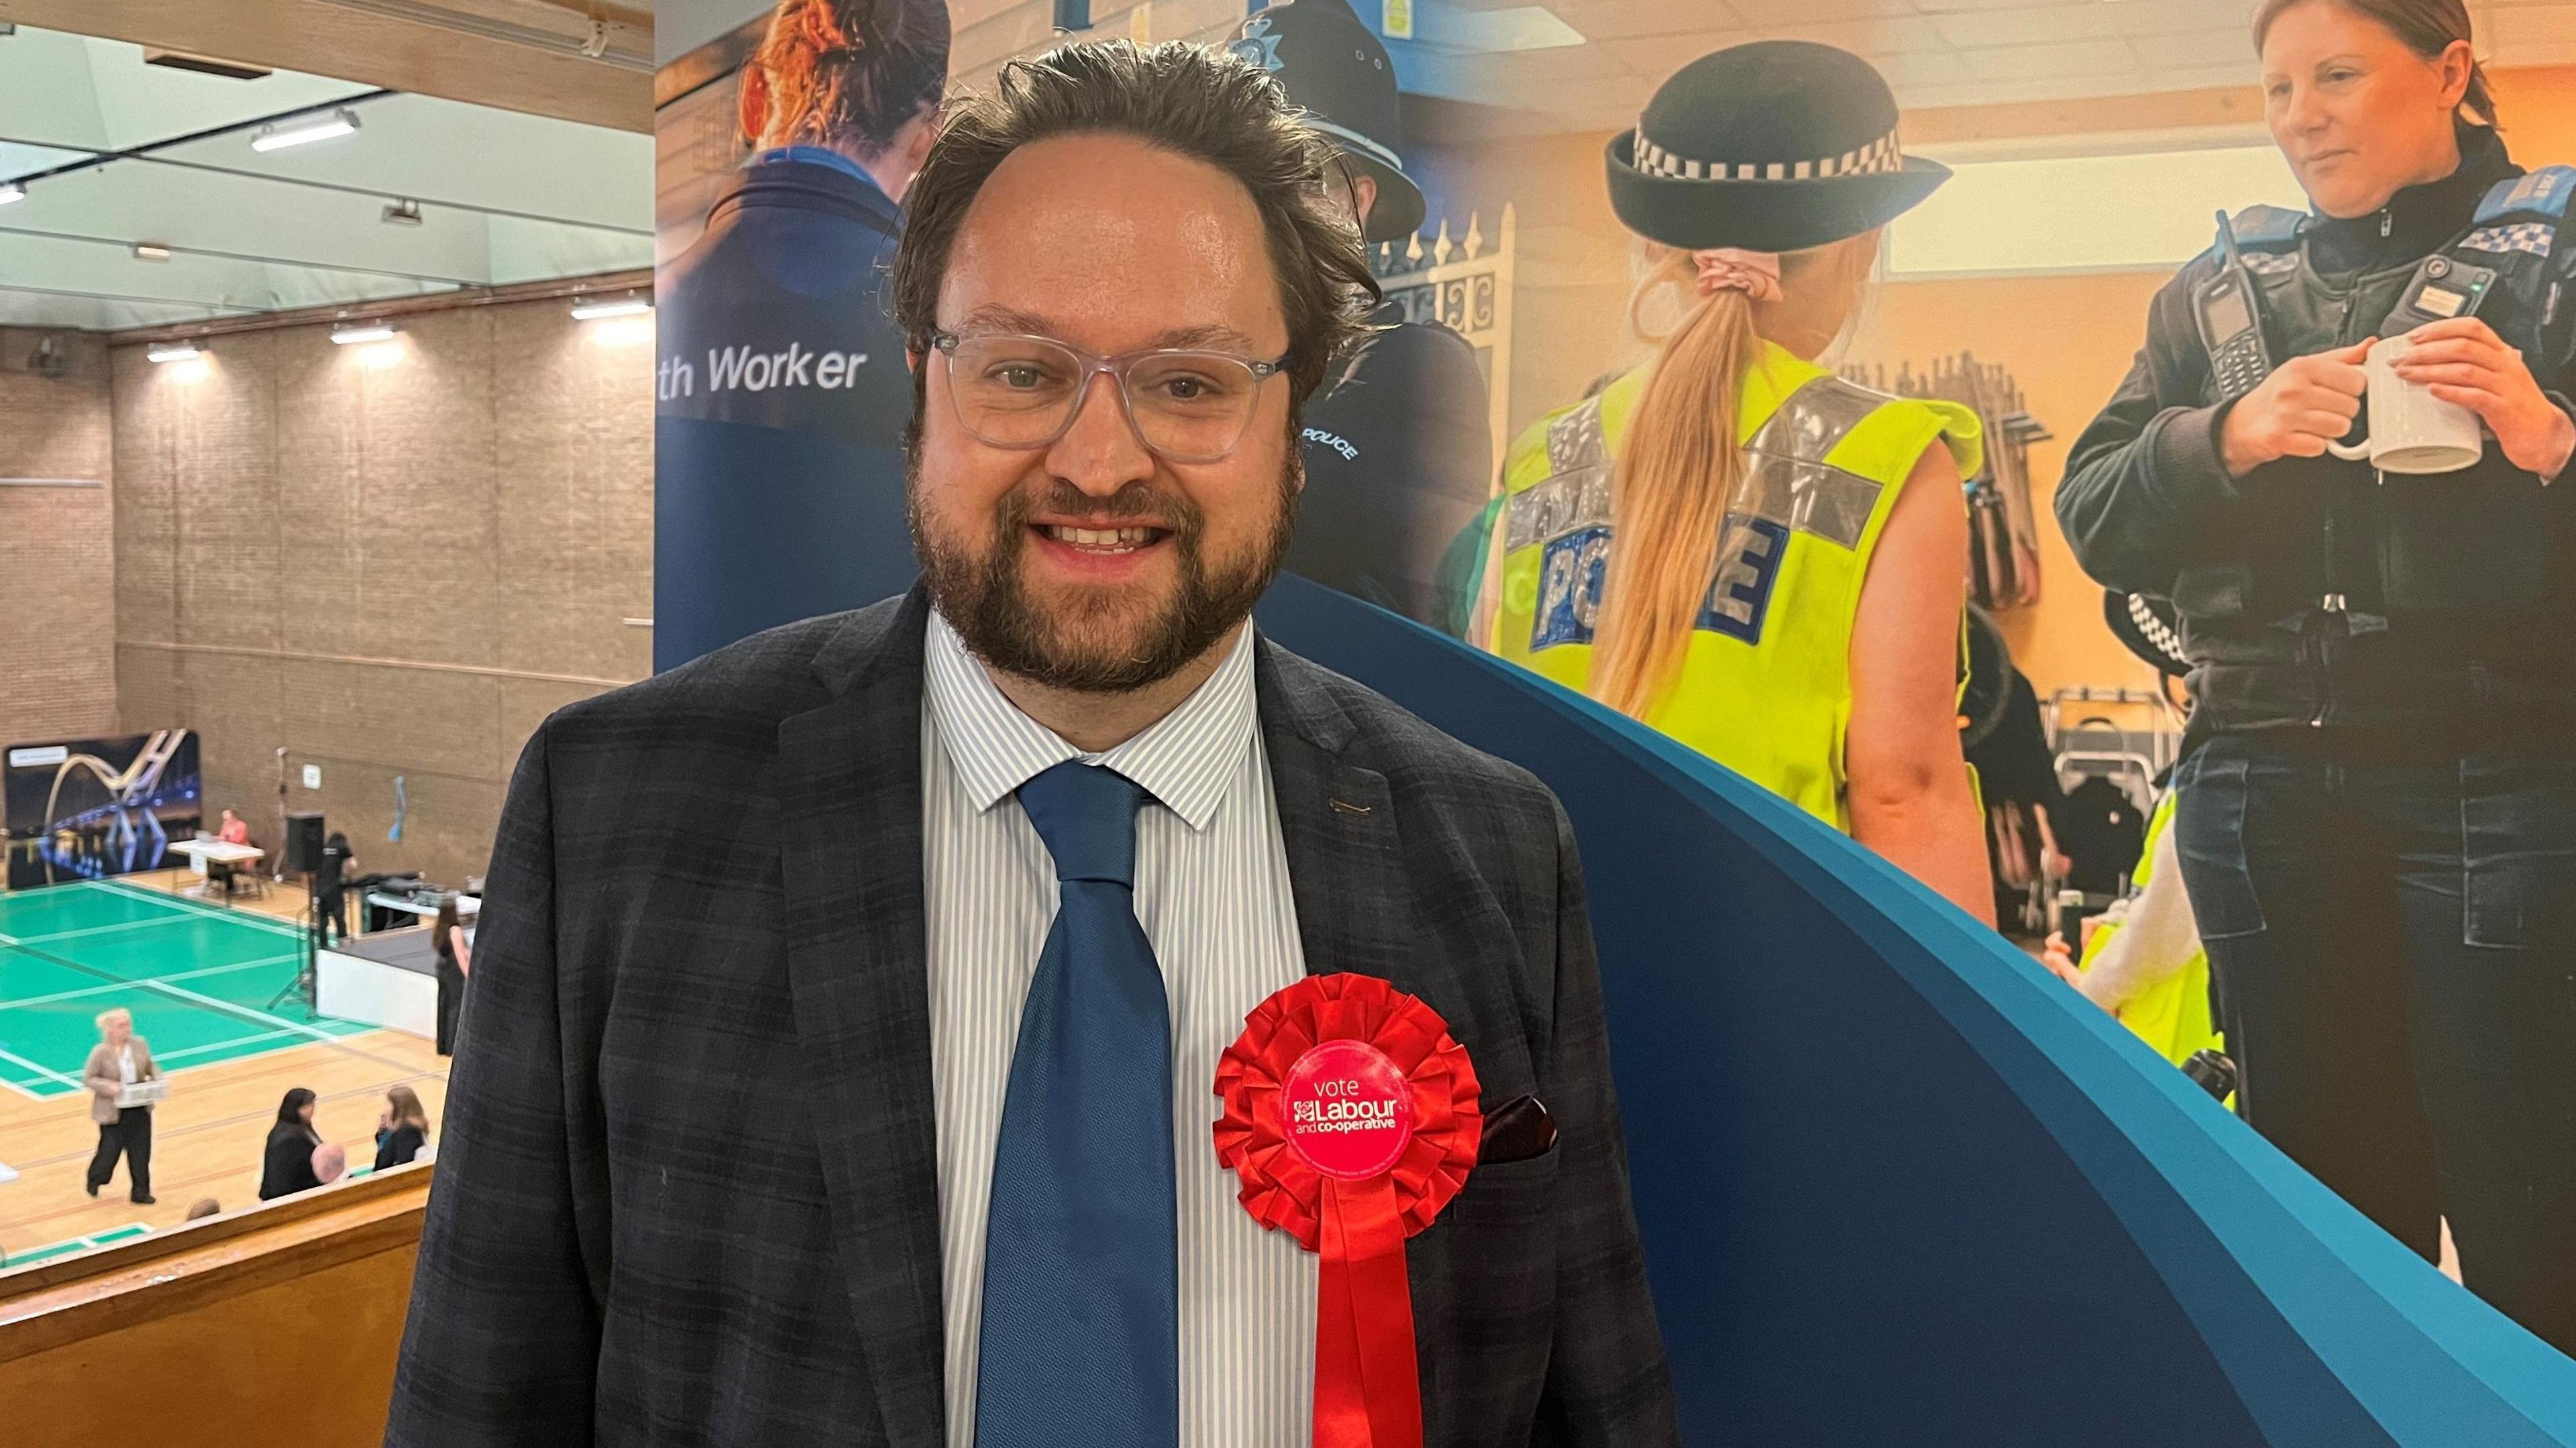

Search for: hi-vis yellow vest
xmin=1473 ymin=342 xmax=1981 ymax=831
xmin=2078 ymin=791 xmax=2225 ymax=1072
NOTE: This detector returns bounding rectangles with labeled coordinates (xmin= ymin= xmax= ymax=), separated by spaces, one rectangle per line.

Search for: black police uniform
xmin=654 ymin=149 xmax=916 ymax=671
xmin=2057 ymin=123 xmax=2576 ymax=1353
xmin=1234 ymin=0 xmax=1493 ymax=631
xmin=1290 ymin=300 xmax=1494 ymax=628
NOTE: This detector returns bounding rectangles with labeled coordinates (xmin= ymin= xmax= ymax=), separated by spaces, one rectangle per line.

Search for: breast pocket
xmin=1444 ymin=1150 xmax=1558 ymax=1230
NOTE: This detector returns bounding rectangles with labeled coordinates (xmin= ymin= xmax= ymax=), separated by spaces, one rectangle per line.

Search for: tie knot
xmin=1016 ymin=760 xmax=1148 ymax=887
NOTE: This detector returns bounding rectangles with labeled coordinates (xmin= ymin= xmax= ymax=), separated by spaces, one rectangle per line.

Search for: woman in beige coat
xmin=83 ymin=1007 xmax=159 ymax=1205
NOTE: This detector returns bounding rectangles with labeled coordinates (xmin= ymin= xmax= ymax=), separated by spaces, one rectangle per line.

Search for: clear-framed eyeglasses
xmin=928 ymin=329 xmax=1288 ymax=465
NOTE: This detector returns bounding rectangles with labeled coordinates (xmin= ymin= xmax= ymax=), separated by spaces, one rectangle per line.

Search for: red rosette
xmin=1213 ymin=973 xmax=1482 ymax=1448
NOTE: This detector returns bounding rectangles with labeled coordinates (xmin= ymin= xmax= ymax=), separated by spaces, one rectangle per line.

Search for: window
xmin=1887 ymin=144 xmax=2308 ymax=278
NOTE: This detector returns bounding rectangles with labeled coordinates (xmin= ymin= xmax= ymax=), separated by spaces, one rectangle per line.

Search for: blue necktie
xmin=974 ymin=761 xmax=1179 ymax=1448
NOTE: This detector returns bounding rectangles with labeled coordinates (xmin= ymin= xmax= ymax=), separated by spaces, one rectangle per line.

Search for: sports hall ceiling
xmin=0 ymin=24 xmax=653 ymax=331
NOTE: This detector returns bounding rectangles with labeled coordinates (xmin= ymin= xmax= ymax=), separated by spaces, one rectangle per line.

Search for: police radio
xmin=2195 ymin=211 xmax=2274 ymax=400
xmin=2381 ymin=254 xmax=2498 ymax=338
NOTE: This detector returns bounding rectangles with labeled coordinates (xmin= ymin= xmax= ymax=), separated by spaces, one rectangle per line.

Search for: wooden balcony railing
xmin=0 ymin=1162 xmax=431 ymax=1446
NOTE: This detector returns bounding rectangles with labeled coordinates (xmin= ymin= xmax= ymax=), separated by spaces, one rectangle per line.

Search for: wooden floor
xmin=0 ymin=870 xmax=449 ymax=1268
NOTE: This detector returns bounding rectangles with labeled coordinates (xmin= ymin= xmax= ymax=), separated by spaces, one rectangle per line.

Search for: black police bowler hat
xmin=1232 ymin=0 xmax=1425 ymax=243
xmin=1607 ymin=40 xmax=1951 ymax=255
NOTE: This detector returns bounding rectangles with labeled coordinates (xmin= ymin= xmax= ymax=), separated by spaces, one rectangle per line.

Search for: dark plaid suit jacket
xmin=384 ymin=589 xmax=1676 ymax=1447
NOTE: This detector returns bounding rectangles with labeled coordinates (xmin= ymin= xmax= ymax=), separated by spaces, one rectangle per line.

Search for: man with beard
xmin=387 ymin=40 xmax=1673 ymax=1448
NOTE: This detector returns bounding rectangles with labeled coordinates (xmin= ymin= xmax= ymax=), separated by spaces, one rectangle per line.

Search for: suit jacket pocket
xmin=1447 ymin=1149 xmax=1558 ymax=1225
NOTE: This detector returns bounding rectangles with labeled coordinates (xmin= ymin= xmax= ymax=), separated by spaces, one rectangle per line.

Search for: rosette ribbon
xmin=1213 ymin=972 xmax=1482 ymax=1448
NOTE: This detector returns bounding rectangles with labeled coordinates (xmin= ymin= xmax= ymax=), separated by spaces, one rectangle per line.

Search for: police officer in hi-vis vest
xmin=654 ymin=0 xmax=949 ymax=670
xmin=1464 ymin=42 xmax=1994 ymax=924
xmin=2057 ymin=0 xmax=2576 ymax=1353
xmin=1231 ymin=0 xmax=1493 ymax=630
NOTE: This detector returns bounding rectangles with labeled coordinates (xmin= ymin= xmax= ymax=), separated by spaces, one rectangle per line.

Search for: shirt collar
xmin=751 ymin=145 xmax=890 ymax=199
xmin=922 ymin=608 xmax=1261 ymax=833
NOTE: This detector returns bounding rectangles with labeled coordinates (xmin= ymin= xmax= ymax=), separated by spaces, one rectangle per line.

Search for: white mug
xmin=2326 ymin=333 xmax=2483 ymax=475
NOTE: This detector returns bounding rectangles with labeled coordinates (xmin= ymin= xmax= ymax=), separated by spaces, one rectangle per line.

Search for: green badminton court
xmin=0 ymin=879 xmax=367 ymax=1100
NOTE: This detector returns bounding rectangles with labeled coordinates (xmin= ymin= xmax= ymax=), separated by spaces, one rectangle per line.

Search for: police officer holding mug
xmin=2057 ymin=0 xmax=2576 ymax=1353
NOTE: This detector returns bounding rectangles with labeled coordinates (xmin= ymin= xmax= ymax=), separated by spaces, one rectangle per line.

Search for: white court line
xmin=0 ymin=954 xmax=303 ymax=1013
xmin=143 ymin=977 xmax=353 ymax=1049
xmin=157 ymin=1027 xmax=302 ymax=1063
xmin=83 ymin=879 xmax=305 ymax=940
xmin=0 ymin=1042 xmax=83 ymax=1091
xmin=5 ymin=913 xmax=203 ymax=947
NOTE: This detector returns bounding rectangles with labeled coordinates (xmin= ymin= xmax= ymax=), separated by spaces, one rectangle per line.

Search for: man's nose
xmin=1045 ymin=370 xmax=1155 ymax=496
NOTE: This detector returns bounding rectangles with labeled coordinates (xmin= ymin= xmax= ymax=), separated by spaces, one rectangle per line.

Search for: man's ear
xmin=738 ymin=62 xmax=771 ymax=147
xmin=906 ymin=346 xmax=922 ymax=375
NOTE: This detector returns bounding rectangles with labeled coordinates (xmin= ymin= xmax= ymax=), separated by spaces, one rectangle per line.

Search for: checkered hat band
xmin=1633 ymin=125 xmax=1903 ymax=181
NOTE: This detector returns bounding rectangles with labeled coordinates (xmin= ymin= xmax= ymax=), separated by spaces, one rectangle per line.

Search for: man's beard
xmin=908 ymin=453 xmax=1299 ymax=694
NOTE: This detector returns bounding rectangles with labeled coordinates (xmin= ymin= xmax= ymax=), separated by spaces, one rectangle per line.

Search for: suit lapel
xmin=778 ymin=591 xmax=947 ymax=1448
xmin=1254 ymin=639 xmax=1413 ymax=986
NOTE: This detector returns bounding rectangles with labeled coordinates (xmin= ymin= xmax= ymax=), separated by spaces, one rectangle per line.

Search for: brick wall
xmin=113 ymin=300 xmax=654 ymax=889
xmin=0 ymin=329 xmax=119 ymax=747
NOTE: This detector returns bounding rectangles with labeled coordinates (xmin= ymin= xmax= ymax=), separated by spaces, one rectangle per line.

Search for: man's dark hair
xmin=749 ymin=0 xmax=950 ymax=157
xmin=890 ymin=39 xmax=1381 ymax=420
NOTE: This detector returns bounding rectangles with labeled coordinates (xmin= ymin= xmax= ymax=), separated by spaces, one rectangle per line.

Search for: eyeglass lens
xmin=943 ymin=336 xmax=1265 ymax=462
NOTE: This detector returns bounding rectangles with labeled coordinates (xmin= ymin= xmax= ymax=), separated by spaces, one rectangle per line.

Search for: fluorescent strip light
xmin=133 ymin=243 xmax=173 ymax=262
xmin=252 ymin=108 xmax=360 ymax=154
xmin=570 ymin=298 xmax=651 ymax=321
xmin=147 ymin=343 xmax=203 ymax=364
xmin=330 ymin=323 xmax=397 ymax=345
xmin=0 ymin=182 xmax=23 ymax=206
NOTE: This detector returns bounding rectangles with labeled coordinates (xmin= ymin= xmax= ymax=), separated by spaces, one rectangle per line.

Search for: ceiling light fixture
xmin=331 ymin=321 xmax=397 ymax=345
xmin=133 ymin=243 xmax=174 ymax=262
xmin=382 ymin=199 xmax=423 ymax=226
xmin=0 ymin=182 xmax=25 ymax=206
xmin=148 ymin=343 xmax=203 ymax=364
xmin=570 ymin=296 xmax=651 ymax=321
xmin=252 ymin=107 xmax=362 ymax=154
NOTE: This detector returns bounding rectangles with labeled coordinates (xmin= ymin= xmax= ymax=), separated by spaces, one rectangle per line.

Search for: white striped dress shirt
xmin=920 ymin=608 xmax=1316 ymax=1448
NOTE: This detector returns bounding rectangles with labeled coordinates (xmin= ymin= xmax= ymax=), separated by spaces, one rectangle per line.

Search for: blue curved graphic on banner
xmin=1252 ymin=573 xmax=2576 ymax=1445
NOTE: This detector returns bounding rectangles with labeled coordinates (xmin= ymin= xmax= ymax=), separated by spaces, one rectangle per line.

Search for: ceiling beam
xmin=0 ymin=133 xmax=654 ymax=236
xmin=0 ymin=0 xmax=650 ymax=132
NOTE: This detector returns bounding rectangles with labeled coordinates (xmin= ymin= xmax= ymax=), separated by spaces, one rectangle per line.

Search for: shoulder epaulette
xmin=2474 ymin=166 xmax=2576 ymax=225
xmin=2228 ymin=204 xmax=2307 ymax=249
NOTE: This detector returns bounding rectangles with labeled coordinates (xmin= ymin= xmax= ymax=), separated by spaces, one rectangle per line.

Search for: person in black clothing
xmin=260 ymin=1087 xmax=325 ymax=1201
xmin=1960 ymin=609 xmax=2076 ymax=936
xmin=2054 ymin=0 xmax=2576 ymax=1353
xmin=1230 ymin=0 xmax=1493 ymax=630
xmin=654 ymin=0 xmax=951 ymax=669
xmin=315 ymin=831 xmax=356 ymax=946
xmin=376 ymin=1084 xmax=431 ymax=1171
xmin=431 ymin=895 xmax=466 ymax=1058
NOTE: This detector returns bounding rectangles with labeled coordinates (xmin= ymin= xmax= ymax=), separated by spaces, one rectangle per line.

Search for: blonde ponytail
xmin=1589 ymin=235 xmax=1879 ymax=718
xmin=1591 ymin=254 xmax=1759 ymax=717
